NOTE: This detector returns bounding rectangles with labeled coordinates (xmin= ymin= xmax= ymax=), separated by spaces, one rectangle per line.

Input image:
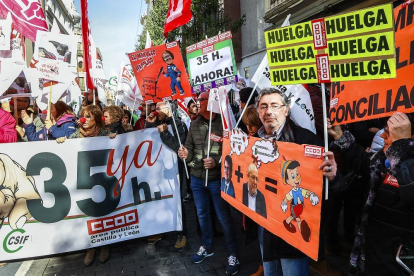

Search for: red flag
xmin=0 ymin=0 xmax=48 ymax=42
xmin=80 ymin=0 xmax=94 ymax=90
xmin=164 ymin=0 xmax=192 ymax=38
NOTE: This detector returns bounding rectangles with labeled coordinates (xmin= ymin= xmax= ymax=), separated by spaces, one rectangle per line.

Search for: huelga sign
xmin=221 ymin=129 xmax=324 ymax=260
xmin=128 ymin=42 xmax=192 ymax=104
xmin=329 ymin=3 xmax=414 ymax=125
xmin=0 ymin=129 xmax=181 ymax=261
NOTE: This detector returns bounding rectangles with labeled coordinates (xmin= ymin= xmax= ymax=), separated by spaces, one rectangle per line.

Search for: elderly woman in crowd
xmin=103 ymin=105 xmax=126 ymax=134
xmin=59 ymin=105 xmax=116 ymax=264
xmin=328 ymin=112 xmax=414 ymax=276
xmin=22 ymin=101 xmax=76 ymax=141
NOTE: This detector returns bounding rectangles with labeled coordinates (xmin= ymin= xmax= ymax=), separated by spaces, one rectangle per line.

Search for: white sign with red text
xmin=0 ymin=129 xmax=181 ymax=261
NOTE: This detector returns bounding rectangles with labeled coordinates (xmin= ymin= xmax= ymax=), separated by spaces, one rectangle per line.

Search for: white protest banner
xmin=0 ymin=12 xmax=12 ymax=50
xmin=186 ymin=31 xmax=237 ymax=93
xmin=0 ymin=128 xmax=182 ymax=261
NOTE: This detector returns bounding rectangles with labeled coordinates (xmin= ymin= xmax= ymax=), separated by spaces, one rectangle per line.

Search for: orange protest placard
xmin=222 ymin=129 xmax=324 ymax=260
xmin=128 ymin=42 xmax=192 ymax=103
xmin=329 ymin=3 xmax=414 ymax=125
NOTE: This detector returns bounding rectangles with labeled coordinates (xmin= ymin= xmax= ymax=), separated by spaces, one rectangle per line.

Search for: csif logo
xmin=3 ymin=229 xmax=30 ymax=254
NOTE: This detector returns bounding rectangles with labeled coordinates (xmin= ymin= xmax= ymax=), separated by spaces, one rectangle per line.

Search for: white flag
xmin=107 ymin=68 xmax=118 ymax=95
xmin=207 ymin=87 xmax=236 ymax=131
xmin=145 ymin=31 xmax=153 ymax=49
xmin=251 ymin=15 xmax=316 ymax=134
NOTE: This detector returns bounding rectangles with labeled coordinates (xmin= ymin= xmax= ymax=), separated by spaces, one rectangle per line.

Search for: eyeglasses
xmin=259 ymin=104 xmax=285 ymax=112
xmin=163 ymin=56 xmax=172 ymax=61
xmin=224 ymin=165 xmax=230 ymax=170
xmin=249 ymin=175 xmax=259 ymax=182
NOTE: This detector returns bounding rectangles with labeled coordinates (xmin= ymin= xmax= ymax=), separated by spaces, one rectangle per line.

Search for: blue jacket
xmin=26 ymin=114 xmax=77 ymax=141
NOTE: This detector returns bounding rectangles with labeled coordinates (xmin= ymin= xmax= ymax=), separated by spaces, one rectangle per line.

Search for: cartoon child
xmin=280 ymin=156 xmax=319 ymax=242
xmin=162 ymin=50 xmax=184 ymax=96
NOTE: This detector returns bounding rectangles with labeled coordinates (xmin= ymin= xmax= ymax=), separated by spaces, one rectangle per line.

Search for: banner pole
xmin=130 ymin=97 xmax=137 ymax=125
xmin=235 ymin=69 xmax=263 ymax=128
xmin=168 ymin=102 xmax=190 ymax=179
xmin=205 ymin=100 xmax=213 ymax=187
xmin=145 ymin=103 xmax=148 ymax=119
xmin=13 ymin=98 xmax=18 ymax=122
xmin=321 ymin=83 xmax=329 ymax=200
xmin=47 ymin=83 xmax=53 ymax=121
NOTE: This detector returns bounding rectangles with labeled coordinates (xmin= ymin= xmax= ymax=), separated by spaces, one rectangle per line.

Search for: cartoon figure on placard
xmin=162 ymin=50 xmax=184 ymax=96
xmin=280 ymin=156 xmax=319 ymax=242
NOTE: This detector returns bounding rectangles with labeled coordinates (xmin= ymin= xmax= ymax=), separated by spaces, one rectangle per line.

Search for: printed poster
xmin=128 ymin=41 xmax=192 ymax=104
xmin=222 ymin=129 xmax=324 ymax=260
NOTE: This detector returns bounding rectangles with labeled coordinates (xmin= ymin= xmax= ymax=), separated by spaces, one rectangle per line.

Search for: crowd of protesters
xmin=1 ymin=83 xmax=413 ymax=276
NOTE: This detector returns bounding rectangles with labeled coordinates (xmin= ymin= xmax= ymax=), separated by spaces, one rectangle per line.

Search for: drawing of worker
xmin=221 ymin=155 xmax=235 ymax=197
xmin=242 ymin=164 xmax=267 ymax=218
xmin=49 ymin=41 xmax=71 ymax=63
xmin=162 ymin=50 xmax=184 ymax=96
xmin=280 ymin=157 xmax=319 ymax=242
xmin=0 ymin=154 xmax=41 ymax=230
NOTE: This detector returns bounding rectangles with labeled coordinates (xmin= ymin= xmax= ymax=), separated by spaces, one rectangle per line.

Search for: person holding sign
xmin=328 ymin=112 xmax=414 ymax=276
xmin=178 ymin=92 xmax=240 ymax=275
xmin=162 ymin=50 xmax=184 ymax=96
xmin=59 ymin=105 xmax=117 ymax=266
xmin=145 ymin=101 xmax=189 ymax=251
xmin=255 ymin=87 xmax=343 ymax=276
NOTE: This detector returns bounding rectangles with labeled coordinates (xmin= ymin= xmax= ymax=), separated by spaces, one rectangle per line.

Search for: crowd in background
xmin=0 ymin=84 xmax=413 ymax=276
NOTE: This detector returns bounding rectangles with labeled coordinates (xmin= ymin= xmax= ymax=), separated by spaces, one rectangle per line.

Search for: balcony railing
xmin=265 ymin=0 xmax=301 ymax=13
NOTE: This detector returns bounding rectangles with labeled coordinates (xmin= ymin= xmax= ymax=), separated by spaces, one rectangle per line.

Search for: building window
xmin=244 ymin=67 xmax=250 ymax=79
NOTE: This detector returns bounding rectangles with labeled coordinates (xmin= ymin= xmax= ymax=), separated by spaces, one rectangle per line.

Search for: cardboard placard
xmin=265 ymin=4 xmax=396 ymax=85
xmin=128 ymin=42 xmax=192 ymax=103
xmin=186 ymin=31 xmax=238 ymax=92
xmin=221 ymin=129 xmax=324 ymax=260
xmin=329 ymin=3 xmax=414 ymax=125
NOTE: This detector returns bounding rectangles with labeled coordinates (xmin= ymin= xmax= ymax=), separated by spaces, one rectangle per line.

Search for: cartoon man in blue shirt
xmin=280 ymin=157 xmax=319 ymax=242
xmin=162 ymin=50 xmax=184 ymax=96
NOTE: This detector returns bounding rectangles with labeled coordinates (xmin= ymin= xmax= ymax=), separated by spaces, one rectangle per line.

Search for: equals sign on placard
xmin=265 ymin=177 xmax=277 ymax=194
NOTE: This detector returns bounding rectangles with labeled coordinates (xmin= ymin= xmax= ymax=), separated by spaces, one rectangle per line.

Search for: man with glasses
xmin=178 ymin=91 xmax=240 ymax=275
xmin=145 ymin=101 xmax=189 ymax=250
xmin=243 ymin=164 xmax=267 ymax=218
xmin=255 ymin=87 xmax=343 ymax=276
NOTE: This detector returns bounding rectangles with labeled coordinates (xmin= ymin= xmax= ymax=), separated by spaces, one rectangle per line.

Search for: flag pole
xmin=168 ymin=102 xmax=190 ymax=179
xmin=216 ymin=89 xmax=226 ymax=130
xmin=321 ymin=83 xmax=329 ymax=200
xmin=205 ymin=100 xmax=213 ymax=186
xmin=130 ymin=97 xmax=137 ymax=125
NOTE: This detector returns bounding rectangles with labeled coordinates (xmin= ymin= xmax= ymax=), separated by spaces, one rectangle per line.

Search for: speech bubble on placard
xmin=229 ymin=128 xmax=248 ymax=156
xmin=251 ymin=139 xmax=279 ymax=168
